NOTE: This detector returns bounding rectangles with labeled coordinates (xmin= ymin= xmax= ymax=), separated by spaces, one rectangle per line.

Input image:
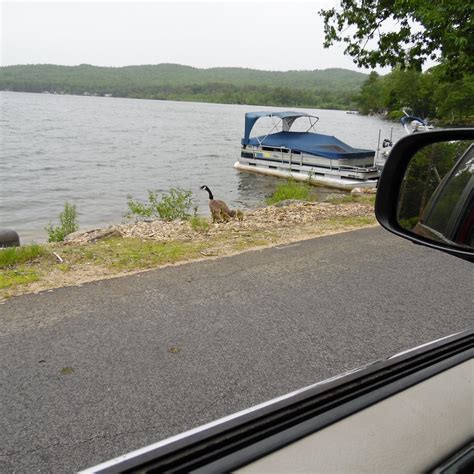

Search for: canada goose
xmin=201 ymin=185 xmax=238 ymax=223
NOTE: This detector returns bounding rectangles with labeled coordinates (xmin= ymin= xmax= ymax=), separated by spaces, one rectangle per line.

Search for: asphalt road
xmin=1 ymin=227 xmax=472 ymax=473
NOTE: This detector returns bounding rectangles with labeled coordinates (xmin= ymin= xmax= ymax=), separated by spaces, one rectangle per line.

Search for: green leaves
xmin=319 ymin=0 xmax=473 ymax=78
xmin=45 ymin=202 xmax=79 ymax=243
xmin=355 ymin=66 xmax=473 ymax=122
xmin=126 ymin=187 xmax=197 ymax=221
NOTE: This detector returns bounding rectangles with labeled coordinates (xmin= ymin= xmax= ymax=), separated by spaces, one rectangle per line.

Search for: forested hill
xmin=0 ymin=63 xmax=367 ymax=109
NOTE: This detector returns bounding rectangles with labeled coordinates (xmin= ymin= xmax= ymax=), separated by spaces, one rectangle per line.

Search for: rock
xmin=351 ymin=187 xmax=376 ymax=196
xmin=323 ymin=194 xmax=346 ymax=202
xmin=272 ymin=199 xmax=309 ymax=207
xmin=350 ymin=188 xmax=364 ymax=196
xmin=64 ymin=227 xmax=121 ymax=244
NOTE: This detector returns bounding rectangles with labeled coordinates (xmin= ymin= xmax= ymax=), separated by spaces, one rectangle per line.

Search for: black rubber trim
xmin=92 ymin=330 xmax=473 ymax=473
xmin=430 ymin=440 xmax=474 ymax=473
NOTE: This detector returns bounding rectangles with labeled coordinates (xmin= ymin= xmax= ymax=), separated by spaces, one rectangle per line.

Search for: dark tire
xmin=0 ymin=229 xmax=20 ymax=248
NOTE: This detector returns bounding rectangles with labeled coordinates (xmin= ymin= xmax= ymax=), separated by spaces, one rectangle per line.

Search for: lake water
xmin=0 ymin=91 xmax=405 ymax=242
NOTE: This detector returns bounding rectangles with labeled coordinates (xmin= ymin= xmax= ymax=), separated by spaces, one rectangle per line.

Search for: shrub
xmin=45 ymin=202 xmax=79 ymax=242
xmin=126 ymin=187 xmax=197 ymax=221
xmin=388 ymin=109 xmax=405 ymax=121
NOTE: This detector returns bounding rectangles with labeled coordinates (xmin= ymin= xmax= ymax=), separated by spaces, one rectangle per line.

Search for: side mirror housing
xmin=375 ymin=129 xmax=474 ymax=262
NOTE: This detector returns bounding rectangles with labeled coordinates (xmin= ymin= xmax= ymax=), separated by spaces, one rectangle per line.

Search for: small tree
xmin=45 ymin=202 xmax=79 ymax=242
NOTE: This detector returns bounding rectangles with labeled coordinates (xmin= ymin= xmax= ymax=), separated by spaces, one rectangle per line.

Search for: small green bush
xmin=126 ymin=187 xmax=197 ymax=221
xmin=399 ymin=216 xmax=420 ymax=230
xmin=266 ymin=179 xmax=312 ymax=205
xmin=388 ymin=109 xmax=405 ymax=121
xmin=45 ymin=202 xmax=79 ymax=242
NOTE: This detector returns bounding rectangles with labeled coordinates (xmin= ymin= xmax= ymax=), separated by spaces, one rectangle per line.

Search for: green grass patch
xmin=326 ymin=194 xmax=376 ymax=205
xmin=0 ymin=267 xmax=40 ymax=289
xmin=189 ymin=216 xmax=210 ymax=233
xmin=0 ymin=244 xmax=45 ymax=268
xmin=61 ymin=237 xmax=207 ymax=271
xmin=109 ymin=240 xmax=203 ymax=270
xmin=266 ymin=180 xmax=313 ymax=205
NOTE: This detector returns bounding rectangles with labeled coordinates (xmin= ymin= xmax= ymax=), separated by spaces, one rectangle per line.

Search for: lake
xmin=0 ymin=91 xmax=405 ymax=242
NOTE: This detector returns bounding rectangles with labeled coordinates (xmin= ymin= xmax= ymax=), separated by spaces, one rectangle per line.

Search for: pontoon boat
xmin=235 ymin=111 xmax=380 ymax=190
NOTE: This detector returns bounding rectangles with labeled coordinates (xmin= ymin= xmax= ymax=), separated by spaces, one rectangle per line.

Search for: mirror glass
xmin=397 ymin=140 xmax=474 ymax=249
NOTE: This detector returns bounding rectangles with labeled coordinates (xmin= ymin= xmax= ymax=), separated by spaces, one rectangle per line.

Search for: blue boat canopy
xmin=242 ymin=111 xmax=374 ymax=160
xmin=246 ymin=132 xmax=374 ymax=159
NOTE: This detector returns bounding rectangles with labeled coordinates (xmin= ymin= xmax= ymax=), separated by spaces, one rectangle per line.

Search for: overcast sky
xmin=1 ymin=1 xmax=391 ymax=73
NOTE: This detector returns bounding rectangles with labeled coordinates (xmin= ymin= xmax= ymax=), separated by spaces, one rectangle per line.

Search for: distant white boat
xmin=375 ymin=110 xmax=434 ymax=168
xmin=400 ymin=113 xmax=434 ymax=134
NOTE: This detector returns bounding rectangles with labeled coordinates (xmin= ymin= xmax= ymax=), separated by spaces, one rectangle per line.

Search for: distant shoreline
xmin=0 ymin=89 xmax=357 ymax=114
xmin=0 ymin=63 xmax=365 ymax=111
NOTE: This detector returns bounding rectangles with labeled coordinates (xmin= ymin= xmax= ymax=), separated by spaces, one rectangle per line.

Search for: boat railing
xmin=244 ymin=145 xmax=378 ymax=174
xmin=305 ymin=116 xmax=319 ymax=133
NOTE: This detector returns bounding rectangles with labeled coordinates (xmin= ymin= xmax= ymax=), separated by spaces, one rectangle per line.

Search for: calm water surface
xmin=0 ymin=91 xmax=405 ymax=242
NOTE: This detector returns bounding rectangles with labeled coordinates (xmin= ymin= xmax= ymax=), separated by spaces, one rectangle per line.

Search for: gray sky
xmin=1 ymin=1 xmax=391 ymax=73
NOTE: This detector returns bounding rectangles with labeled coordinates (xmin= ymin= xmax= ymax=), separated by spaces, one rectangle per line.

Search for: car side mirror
xmin=375 ymin=129 xmax=474 ymax=262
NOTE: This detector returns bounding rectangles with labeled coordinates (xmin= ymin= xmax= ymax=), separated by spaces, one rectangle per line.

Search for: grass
xmin=266 ymin=180 xmax=313 ymax=205
xmin=60 ymin=237 xmax=208 ymax=271
xmin=189 ymin=216 xmax=210 ymax=233
xmin=326 ymin=194 xmax=376 ymax=205
xmin=0 ymin=244 xmax=45 ymax=268
xmin=0 ymin=267 xmax=40 ymax=289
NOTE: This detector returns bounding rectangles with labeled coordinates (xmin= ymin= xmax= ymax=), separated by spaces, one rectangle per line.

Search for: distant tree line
xmin=0 ymin=64 xmax=363 ymax=111
xmin=1 ymin=63 xmax=472 ymax=123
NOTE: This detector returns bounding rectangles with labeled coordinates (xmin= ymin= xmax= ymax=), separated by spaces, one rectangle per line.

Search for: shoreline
xmin=0 ymin=200 xmax=377 ymax=302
